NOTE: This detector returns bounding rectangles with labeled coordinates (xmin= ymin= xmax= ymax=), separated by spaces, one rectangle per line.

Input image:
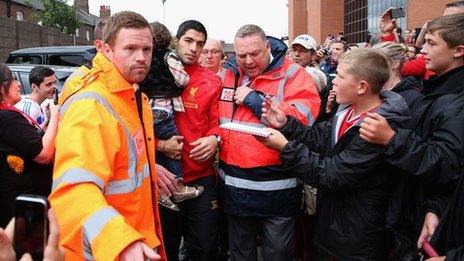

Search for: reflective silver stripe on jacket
xmin=52 ymin=165 xmax=150 ymax=195
xmin=55 ymin=91 xmax=148 ymax=194
xmin=83 ymin=207 xmax=119 ymax=260
xmin=52 ymin=168 xmax=105 ymax=191
xmin=275 ymin=63 xmax=300 ymax=102
xmin=104 ymin=164 xmax=150 ymax=195
xmin=291 ymin=102 xmax=315 ymax=126
xmin=218 ymin=168 xmax=300 ymax=191
xmin=275 ymin=64 xmax=316 ymax=125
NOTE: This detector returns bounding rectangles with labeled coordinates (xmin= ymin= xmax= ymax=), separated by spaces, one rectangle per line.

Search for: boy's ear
xmin=454 ymin=45 xmax=464 ymax=59
xmin=357 ymin=80 xmax=369 ymax=95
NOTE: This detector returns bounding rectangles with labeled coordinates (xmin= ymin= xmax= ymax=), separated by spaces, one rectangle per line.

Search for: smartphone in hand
xmin=390 ymin=7 xmax=405 ymax=19
xmin=14 ymin=194 xmax=49 ymax=260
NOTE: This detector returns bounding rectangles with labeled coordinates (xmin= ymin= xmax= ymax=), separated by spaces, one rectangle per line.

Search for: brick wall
xmin=0 ymin=17 xmax=17 ymax=61
xmin=289 ymin=0 xmax=344 ymax=45
xmin=77 ymin=24 xmax=94 ymax=41
xmin=288 ymin=0 xmax=307 ymax=42
xmin=320 ymin=0 xmax=343 ymax=42
xmin=407 ymin=0 xmax=455 ymax=30
xmin=0 ymin=1 xmax=6 ymax=17
xmin=0 ymin=16 xmax=92 ymax=62
xmin=11 ymin=4 xmax=37 ymax=22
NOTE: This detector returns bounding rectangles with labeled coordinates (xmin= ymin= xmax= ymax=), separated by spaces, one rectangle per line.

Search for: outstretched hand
xmin=254 ymin=128 xmax=289 ymax=152
xmin=261 ymin=95 xmax=287 ymax=128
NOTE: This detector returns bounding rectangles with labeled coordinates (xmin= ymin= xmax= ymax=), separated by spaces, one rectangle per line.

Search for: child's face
xmin=332 ymin=62 xmax=359 ymax=105
xmin=422 ymin=31 xmax=459 ymax=76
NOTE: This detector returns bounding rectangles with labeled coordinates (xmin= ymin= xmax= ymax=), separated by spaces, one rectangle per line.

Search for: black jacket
xmin=385 ymin=66 xmax=464 ymax=217
xmin=416 ymin=67 xmax=464 ymax=259
xmin=279 ymin=91 xmax=410 ymax=260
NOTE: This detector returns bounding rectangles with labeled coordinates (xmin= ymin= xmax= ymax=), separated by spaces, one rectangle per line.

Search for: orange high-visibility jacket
xmin=50 ymin=53 xmax=165 ymax=260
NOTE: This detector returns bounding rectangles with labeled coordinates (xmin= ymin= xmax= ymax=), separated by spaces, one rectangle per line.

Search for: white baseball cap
xmin=291 ymin=34 xmax=317 ymax=51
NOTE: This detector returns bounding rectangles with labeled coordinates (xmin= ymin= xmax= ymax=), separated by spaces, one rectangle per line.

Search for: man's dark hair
xmin=29 ymin=66 xmax=54 ymax=87
xmin=446 ymin=1 xmax=464 ymax=8
xmin=427 ymin=13 xmax=464 ymax=48
xmin=175 ymin=20 xmax=207 ymax=40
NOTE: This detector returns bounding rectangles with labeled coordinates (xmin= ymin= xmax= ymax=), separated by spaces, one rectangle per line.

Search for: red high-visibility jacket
xmin=219 ymin=57 xmax=321 ymax=168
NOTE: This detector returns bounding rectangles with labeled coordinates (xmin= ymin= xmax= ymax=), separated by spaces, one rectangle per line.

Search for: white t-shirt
xmin=15 ymin=97 xmax=47 ymax=129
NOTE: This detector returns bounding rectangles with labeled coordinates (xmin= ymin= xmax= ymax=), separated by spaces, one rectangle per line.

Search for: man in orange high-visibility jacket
xmin=49 ymin=11 xmax=165 ymax=261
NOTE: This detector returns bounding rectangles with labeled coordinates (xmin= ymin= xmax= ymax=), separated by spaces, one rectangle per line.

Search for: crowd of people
xmin=1 ymin=1 xmax=464 ymax=261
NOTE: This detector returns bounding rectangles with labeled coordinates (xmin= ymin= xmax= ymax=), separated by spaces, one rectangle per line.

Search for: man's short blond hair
xmin=103 ymin=11 xmax=152 ymax=47
xmin=339 ymin=48 xmax=390 ymax=93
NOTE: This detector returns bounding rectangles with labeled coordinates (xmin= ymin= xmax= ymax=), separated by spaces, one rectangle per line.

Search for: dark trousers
xmin=292 ymin=212 xmax=317 ymax=261
xmin=228 ymin=215 xmax=294 ymax=261
xmin=159 ymin=175 xmax=219 ymax=261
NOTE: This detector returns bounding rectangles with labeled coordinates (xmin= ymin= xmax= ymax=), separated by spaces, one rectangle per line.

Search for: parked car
xmin=5 ymin=45 xmax=96 ymax=67
xmin=5 ymin=63 xmax=76 ymax=95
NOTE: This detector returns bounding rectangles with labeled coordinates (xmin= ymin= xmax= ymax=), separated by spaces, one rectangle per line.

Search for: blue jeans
xmin=154 ymin=109 xmax=182 ymax=179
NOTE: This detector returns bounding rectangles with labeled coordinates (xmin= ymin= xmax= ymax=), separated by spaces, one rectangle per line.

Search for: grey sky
xmin=87 ymin=0 xmax=288 ymax=43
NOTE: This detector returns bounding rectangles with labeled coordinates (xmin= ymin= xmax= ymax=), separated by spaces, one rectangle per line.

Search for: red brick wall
xmin=407 ymin=0 xmax=455 ymax=30
xmin=289 ymin=0 xmax=344 ymax=45
xmin=288 ymin=0 xmax=308 ymax=41
xmin=320 ymin=0 xmax=343 ymax=43
xmin=306 ymin=0 xmax=322 ymax=44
